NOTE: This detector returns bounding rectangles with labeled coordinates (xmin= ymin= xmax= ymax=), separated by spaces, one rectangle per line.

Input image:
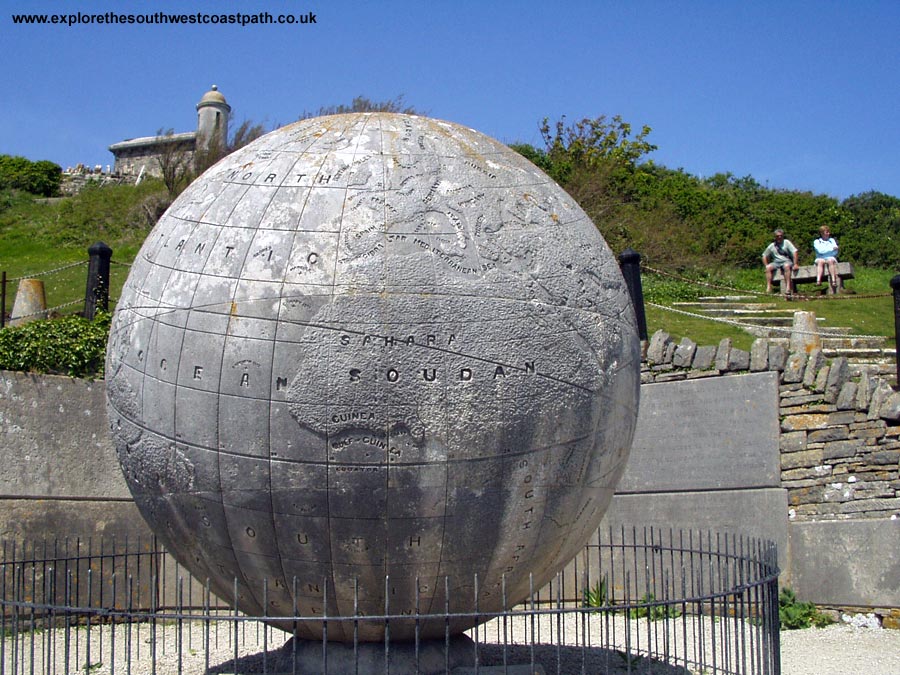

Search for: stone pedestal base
xmin=264 ymin=635 xmax=543 ymax=674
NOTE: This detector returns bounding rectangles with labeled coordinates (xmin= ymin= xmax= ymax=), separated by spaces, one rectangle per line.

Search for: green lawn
xmin=643 ymin=266 xmax=896 ymax=351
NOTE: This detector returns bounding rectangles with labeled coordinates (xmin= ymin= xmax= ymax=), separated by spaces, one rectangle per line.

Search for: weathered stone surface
xmin=783 ymin=352 xmax=807 ymax=383
xmin=808 ymin=427 xmax=850 ymax=443
xmin=814 ymin=364 xmax=830 ymax=393
xmin=691 ymin=345 xmax=717 ymax=370
xmin=663 ymin=340 xmax=677 ymax=363
xmin=824 ymin=357 xmax=850 ymax=403
xmin=621 ymin=372 xmax=780 ymax=492
xmin=782 ymin=448 xmax=824 ymax=470
xmin=789 ymin=311 xmax=821 ymax=354
xmin=836 ymin=382 xmax=858 ymax=410
xmin=802 ymin=348 xmax=825 ymax=388
xmin=749 ymin=338 xmax=768 ymax=371
xmin=104 ymin=114 xmax=641 ymax=639
xmin=726 ymin=347 xmax=750 ymax=371
xmin=856 ymin=370 xmax=872 ymax=410
xmin=870 ymin=450 xmax=900 ymax=465
xmin=671 ymin=337 xmax=696 ymax=368
xmin=768 ymin=343 xmax=788 ymax=371
xmin=869 ymin=379 xmax=896 ymax=421
xmin=780 ymin=430 xmax=807 ymax=452
xmin=823 ymin=441 xmax=858 ymax=460
xmin=646 ymin=330 xmax=671 ymax=364
xmin=878 ymin=392 xmax=900 ymax=422
xmin=782 ymin=413 xmax=831 ymax=432
xmin=790 ymin=519 xmax=900 ymax=607
xmin=714 ymin=338 xmax=732 ymax=371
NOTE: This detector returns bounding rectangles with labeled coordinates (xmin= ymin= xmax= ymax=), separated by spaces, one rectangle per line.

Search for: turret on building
xmin=108 ymin=85 xmax=231 ymax=177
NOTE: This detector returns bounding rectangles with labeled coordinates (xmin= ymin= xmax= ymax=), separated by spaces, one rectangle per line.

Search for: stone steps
xmin=679 ymin=294 xmax=895 ymax=372
xmin=673 ymin=301 xmax=779 ymax=310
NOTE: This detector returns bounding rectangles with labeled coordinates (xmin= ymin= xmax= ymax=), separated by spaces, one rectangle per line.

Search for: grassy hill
xmin=0 ymin=179 xmax=896 ymax=374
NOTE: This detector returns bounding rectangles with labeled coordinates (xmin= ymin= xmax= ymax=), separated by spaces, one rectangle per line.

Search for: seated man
xmin=762 ymin=229 xmax=799 ymax=295
xmin=813 ymin=225 xmax=839 ymax=290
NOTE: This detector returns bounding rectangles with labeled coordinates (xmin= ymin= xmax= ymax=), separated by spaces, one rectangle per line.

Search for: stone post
xmin=618 ymin=247 xmax=648 ymax=342
xmin=10 ymin=279 xmax=47 ymax=326
xmin=84 ymin=242 xmax=113 ymax=320
xmin=789 ymin=311 xmax=821 ymax=354
xmin=891 ymin=275 xmax=900 ymax=386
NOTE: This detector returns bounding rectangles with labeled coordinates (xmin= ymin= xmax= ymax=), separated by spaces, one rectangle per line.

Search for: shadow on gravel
xmin=206 ymin=642 xmax=691 ymax=674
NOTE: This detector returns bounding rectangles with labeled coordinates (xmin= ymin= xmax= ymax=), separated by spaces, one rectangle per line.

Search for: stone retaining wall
xmin=643 ymin=331 xmax=900 ymax=523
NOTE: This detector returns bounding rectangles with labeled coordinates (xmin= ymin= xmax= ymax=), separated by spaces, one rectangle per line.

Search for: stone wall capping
xmin=803 ymin=349 xmax=826 ymax=388
xmin=672 ymin=337 xmax=696 ymax=368
xmin=726 ymin=347 xmax=750 ymax=371
xmin=691 ymin=345 xmax=717 ymax=370
xmin=714 ymin=338 xmax=732 ymax=371
xmin=750 ymin=338 xmax=769 ymax=371
xmin=769 ymin=343 xmax=789 ymax=371
xmin=646 ymin=330 xmax=671 ymax=364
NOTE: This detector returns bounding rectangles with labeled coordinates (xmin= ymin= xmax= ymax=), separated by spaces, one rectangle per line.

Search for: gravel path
xmin=779 ymin=623 xmax=900 ymax=675
xmin=2 ymin=616 xmax=898 ymax=673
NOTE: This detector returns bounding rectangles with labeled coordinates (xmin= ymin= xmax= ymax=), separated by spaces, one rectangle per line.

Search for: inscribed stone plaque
xmin=617 ymin=371 xmax=780 ymax=492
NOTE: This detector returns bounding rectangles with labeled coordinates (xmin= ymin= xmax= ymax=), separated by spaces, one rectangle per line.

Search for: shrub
xmin=0 ymin=155 xmax=62 ymax=197
xmin=0 ymin=312 xmax=110 ymax=378
xmin=779 ymin=588 xmax=834 ymax=629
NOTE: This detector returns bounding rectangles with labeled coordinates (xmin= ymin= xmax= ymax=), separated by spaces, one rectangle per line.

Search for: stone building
xmin=108 ymin=85 xmax=231 ymax=177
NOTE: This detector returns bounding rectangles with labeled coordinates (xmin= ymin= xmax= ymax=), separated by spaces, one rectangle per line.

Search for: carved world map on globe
xmin=106 ymin=113 xmax=640 ymax=640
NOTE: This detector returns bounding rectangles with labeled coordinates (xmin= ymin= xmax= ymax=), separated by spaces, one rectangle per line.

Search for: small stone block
xmin=714 ymin=338 xmax=732 ymax=371
xmin=836 ymin=382 xmax=858 ymax=411
xmin=879 ymin=392 xmax=900 ymax=422
xmin=808 ymin=426 xmax=849 ymax=443
xmin=824 ymin=357 xmax=849 ymax=403
xmin=813 ymin=365 xmax=830 ymax=393
xmin=780 ymin=430 xmax=807 ymax=452
xmin=691 ymin=345 xmax=717 ymax=370
xmin=768 ymin=343 xmax=789 ymax=371
xmin=672 ymin=337 xmax=697 ymax=368
xmin=646 ymin=330 xmax=671 ymax=364
xmin=783 ymin=353 xmax=807 ymax=383
xmin=663 ymin=340 xmax=677 ymax=363
xmin=802 ymin=349 xmax=825 ymax=388
xmin=750 ymin=338 xmax=769 ymax=371
xmin=727 ymin=348 xmax=750 ymax=371
xmin=868 ymin=379 xmax=895 ymax=421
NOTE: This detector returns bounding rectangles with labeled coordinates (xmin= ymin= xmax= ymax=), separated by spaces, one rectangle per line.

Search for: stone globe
xmin=106 ymin=113 xmax=640 ymax=641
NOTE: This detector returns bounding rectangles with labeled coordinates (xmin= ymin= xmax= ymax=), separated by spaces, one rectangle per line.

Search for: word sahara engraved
xmin=106 ymin=113 xmax=640 ymax=641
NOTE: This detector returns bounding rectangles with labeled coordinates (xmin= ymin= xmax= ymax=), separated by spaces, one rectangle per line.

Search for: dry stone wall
xmin=643 ymin=330 xmax=900 ymax=524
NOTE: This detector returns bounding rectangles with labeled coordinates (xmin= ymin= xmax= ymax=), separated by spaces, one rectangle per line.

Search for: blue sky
xmin=3 ymin=0 xmax=898 ymax=199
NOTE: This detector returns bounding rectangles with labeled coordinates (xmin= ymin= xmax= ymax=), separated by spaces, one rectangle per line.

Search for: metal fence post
xmin=618 ymin=247 xmax=648 ymax=342
xmin=891 ymin=275 xmax=900 ymax=386
xmin=84 ymin=242 xmax=113 ymax=320
xmin=1 ymin=270 xmax=6 ymax=329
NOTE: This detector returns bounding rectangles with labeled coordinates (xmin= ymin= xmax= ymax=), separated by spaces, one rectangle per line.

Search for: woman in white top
xmin=813 ymin=225 xmax=839 ymax=289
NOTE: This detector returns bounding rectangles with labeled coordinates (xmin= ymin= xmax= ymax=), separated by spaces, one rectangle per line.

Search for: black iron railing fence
xmin=1 ymin=527 xmax=780 ymax=674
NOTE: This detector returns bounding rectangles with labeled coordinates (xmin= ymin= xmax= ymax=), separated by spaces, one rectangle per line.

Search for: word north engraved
xmin=106 ymin=112 xmax=640 ymax=642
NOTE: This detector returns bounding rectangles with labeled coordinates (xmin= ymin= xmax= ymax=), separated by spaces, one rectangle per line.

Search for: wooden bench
xmin=773 ymin=262 xmax=854 ymax=294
